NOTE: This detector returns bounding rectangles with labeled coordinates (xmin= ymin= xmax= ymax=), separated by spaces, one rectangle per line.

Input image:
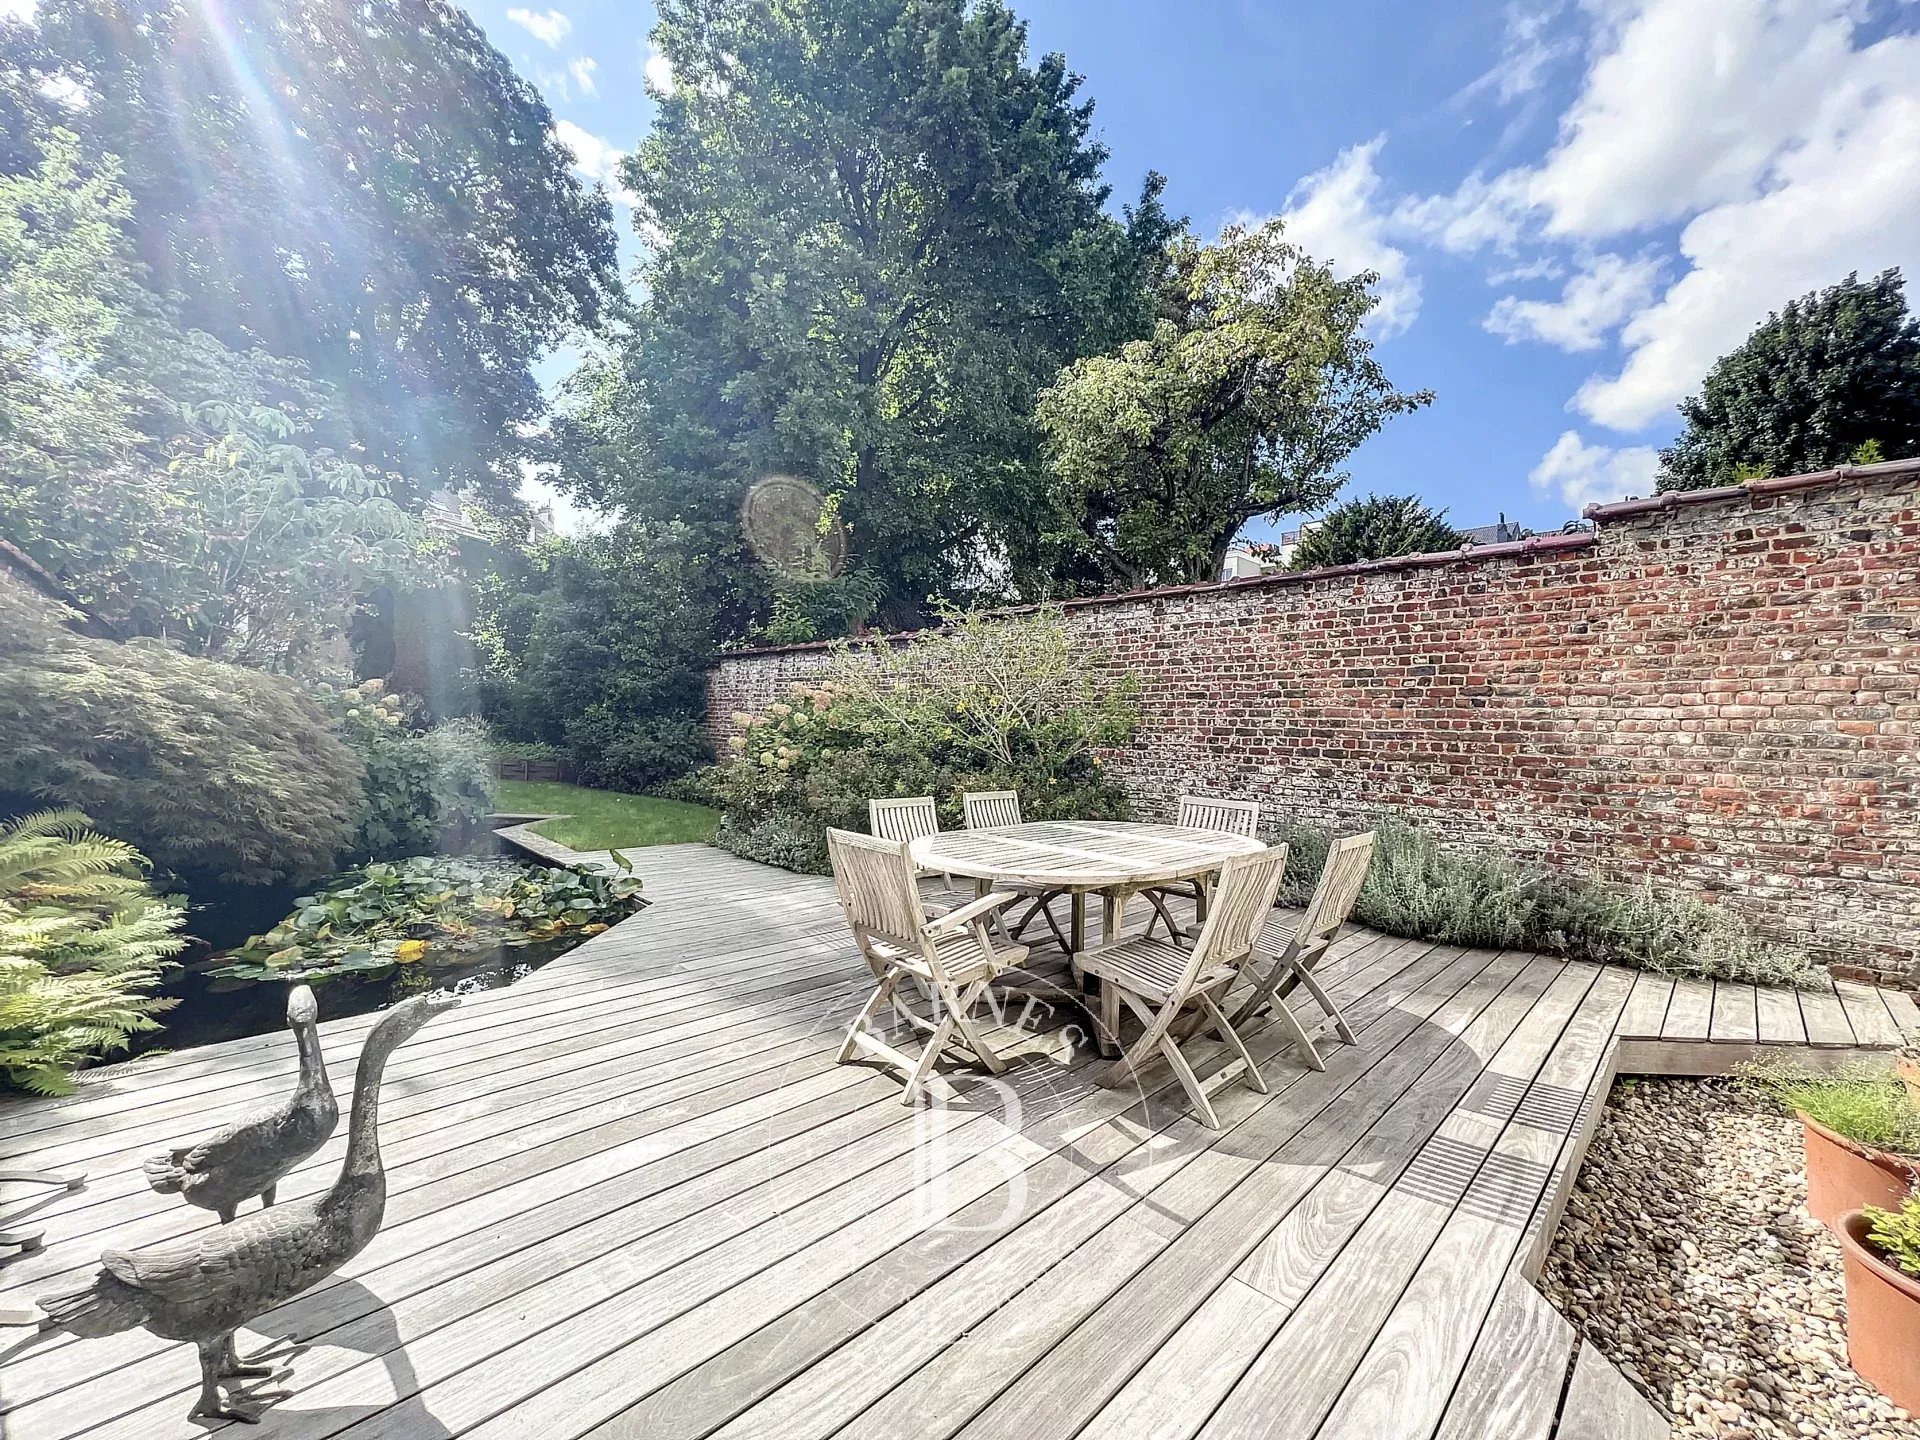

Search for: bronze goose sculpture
xmin=37 ymin=993 xmax=458 ymax=1423
xmin=144 ymin=984 xmax=338 ymax=1222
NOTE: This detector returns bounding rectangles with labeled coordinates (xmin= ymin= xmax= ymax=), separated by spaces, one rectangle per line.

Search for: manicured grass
xmin=496 ymin=780 xmax=719 ymax=851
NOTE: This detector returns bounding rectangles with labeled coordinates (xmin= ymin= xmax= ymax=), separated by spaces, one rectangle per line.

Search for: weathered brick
xmin=707 ymin=470 xmax=1920 ymax=986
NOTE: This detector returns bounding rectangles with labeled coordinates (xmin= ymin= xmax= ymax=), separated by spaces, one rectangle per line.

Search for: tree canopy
xmin=1034 ymin=220 xmax=1433 ymax=588
xmin=1658 ymin=270 xmax=1920 ymax=491
xmin=0 ymin=135 xmax=426 ymax=672
xmin=561 ymin=0 xmax=1173 ymax=629
xmin=2 ymin=0 xmax=621 ymax=505
xmin=1288 ymin=494 xmax=1466 ymax=570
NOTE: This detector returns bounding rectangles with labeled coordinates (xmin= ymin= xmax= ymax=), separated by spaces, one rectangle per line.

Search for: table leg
xmin=1070 ymin=892 xmax=1088 ymax=954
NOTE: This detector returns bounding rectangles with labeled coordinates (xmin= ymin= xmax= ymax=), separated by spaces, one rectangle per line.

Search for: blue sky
xmin=472 ymin=0 xmax=1920 ymax=542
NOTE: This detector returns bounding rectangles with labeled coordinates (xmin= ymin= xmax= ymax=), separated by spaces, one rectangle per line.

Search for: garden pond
xmin=128 ymin=854 xmax=645 ymax=1056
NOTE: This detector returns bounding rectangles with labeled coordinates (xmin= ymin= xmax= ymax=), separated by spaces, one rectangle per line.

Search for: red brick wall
xmin=709 ymin=468 xmax=1920 ymax=983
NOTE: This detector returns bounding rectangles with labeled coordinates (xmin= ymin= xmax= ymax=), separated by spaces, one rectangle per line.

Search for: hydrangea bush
xmin=711 ymin=608 xmax=1138 ymax=874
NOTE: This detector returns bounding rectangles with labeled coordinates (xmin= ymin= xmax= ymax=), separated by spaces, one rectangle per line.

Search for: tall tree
xmin=1 ymin=0 xmax=620 ymax=505
xmin=0 ymin=134 xmax=425 ymax=672
xmin=1288 ymin=494 xmax=1465 ymax=570
xmin=1658 ymin=270 xmax=1920 ymax=492
xmin=1034 ymin=220 xmax=1433 ymax=588
xmin=566 ymin=0 xmax=1171 ymax=630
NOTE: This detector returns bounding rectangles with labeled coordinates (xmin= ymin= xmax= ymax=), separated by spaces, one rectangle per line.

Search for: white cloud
xmin=1270 ymin=138 xmax=1422 ymax=338
xmin=1386 ymin=0 xmax=1920 ymax=434
xmin=0 ymin=0 xmax=36 ymax=21
xmin=1576 ymin=29 xmax=1920 ymax=428
xmin=1529 ymin=430 xmax=1662 ymax=511
xmin=643 ymin=47 xmax=677 ymax=96
xmin=1456 ymin=1 xmax=1576 ymax=106
xmin=506 ymin=7 xmax=570 ymax=47
xmin=553 ymin=119 xmax=635 ymax=207
xmin=1532 ymin=0 xmax=1867 ymax=239
xmin=568 ymin=56 xmax=598 ymax=97
xmin=1394 ymin=169 xmax=1533 ymax=255
xmin=1486 ymin=252 xmax=1662 ymax=351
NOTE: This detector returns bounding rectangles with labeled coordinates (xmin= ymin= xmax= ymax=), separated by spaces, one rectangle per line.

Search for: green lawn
xmin=495 ymin=780 xmax=720 ymax=851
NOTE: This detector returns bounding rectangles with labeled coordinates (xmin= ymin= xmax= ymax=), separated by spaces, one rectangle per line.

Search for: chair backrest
xmin=1294 ymin=831 xmax=1376 ymax=959
xmin=1177 ymin=845 xmax=1289 ymax=997
xmin=1175 ymin=795 xmax=1261 ymax=839
xmin=826 ymin=827 xmax=927 ymax=952
xmin=869 ymin=795 xmax=939 ymax=843
xmin=962 ymin=790 xmax=1023 ymax=829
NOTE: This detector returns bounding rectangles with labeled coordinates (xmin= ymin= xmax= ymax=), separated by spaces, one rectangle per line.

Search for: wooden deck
xmin=2 ymin=844 xmax=1914 ymax=1440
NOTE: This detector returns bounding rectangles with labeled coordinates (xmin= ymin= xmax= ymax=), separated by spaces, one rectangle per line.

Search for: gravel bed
xmin=1543 ymin=1076 xmax=1919 ymax=1440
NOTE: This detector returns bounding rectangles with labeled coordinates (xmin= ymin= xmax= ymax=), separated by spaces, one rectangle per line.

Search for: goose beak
xmin=424 ymin=994 xmax=462 ymax=1019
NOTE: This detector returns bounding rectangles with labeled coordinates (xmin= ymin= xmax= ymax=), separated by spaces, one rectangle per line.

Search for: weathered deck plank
xmin=5 ymin=842 xmax=1911 ymax=1440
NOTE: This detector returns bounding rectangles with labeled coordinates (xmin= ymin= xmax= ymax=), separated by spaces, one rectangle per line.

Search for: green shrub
xmin=563 ymin=708 xmax=710 ymax=794
xmin=711 ymin=608 xmax=1138 ymax=874
xmin=0 ymin=574 xmax=364 ymax=885
xmin=1866 ymin=1195 xmax=1920 ymax=1279
xmin=1275 ymin=817 xmax=1822 ymax=988
xmin=210 ymin=854 xmax=643 ymax=985
xmin=317 ymin=682 xmax=498 ymax=862
xmin=1749 ymin=1067 xmax=1920 ymax=1154
xmin=0 ymin=809 xmax=185 ymax=1094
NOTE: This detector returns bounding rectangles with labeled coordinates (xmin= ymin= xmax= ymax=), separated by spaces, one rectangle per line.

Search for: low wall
xmin=708 ymin=462 xmax=1920 ymax=985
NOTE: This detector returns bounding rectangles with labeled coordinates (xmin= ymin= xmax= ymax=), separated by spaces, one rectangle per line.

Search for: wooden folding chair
xmin=869 ymin=795 xmax=959 ymax=900
xmin=1141 ymin=795 xmax=1262 ymax=941
xmin=959 ymin=790 xmax=1070 ymax=952
xmin=1077 ymin=845 xmax=1289 ymax=1129
xmin=826 ymin=828 xmax=1029 ymax=1105
xmin=1228 ymin=830 xmax=1375 ymax=1070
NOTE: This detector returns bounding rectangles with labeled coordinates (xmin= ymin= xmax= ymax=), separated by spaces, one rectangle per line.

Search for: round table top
xmin=911 ymin=820 xmax=1266 ymax=890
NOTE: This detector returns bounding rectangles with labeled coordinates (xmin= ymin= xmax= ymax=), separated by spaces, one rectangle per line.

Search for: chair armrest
xmin=925 ymin=891 xmax=1022 ymax=935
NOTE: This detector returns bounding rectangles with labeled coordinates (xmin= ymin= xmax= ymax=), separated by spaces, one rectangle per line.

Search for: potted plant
xmin=1839 ymin=1196 xmax=1920 ymax=1414
xmin=1753 ymin=1069 xmax=1920 ymax=1231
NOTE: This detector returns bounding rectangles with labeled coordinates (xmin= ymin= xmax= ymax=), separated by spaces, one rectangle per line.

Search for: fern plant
xmin=0 ymin=810 xmax=184 ymax=1094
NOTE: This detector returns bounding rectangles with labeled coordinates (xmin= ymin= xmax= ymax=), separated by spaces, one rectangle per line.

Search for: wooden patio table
xmin=910 ymin=819 xmax=1265 ymax=964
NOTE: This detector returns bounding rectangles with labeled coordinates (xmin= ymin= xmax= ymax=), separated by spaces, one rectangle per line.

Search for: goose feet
xmin=193 ymin=1339 xmax=291 ymax=1424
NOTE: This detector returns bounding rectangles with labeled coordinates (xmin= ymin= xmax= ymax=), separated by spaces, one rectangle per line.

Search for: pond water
xmin=126 ymin=935 xmax=579 ymax=1057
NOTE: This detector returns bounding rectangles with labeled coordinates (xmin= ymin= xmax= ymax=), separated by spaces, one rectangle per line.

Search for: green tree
xmin=1658 ymin=270 xmax=1920 ymax=491
xmin=0 ymin=134 xmax=427 ymax=671
xmin=568 ymin=0 xmax=1172 ymax=631
xmin=1288 ymin=494 xmax=1466 ymax=570
xmin=3 ymin=0 xmax=620 ymax=505
xmin=1034 ymin=220 xmax=1434 ymax=588
xmin=0 ymin=809 xmax=185 ymax=1094
xmin=475 ymin=522 xmax=718 ymax=792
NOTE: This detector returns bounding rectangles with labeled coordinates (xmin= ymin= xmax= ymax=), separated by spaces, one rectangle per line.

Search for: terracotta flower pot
xmin=1899 ymin=1058 xmax=1920 ymax=1114
xmin=1799 ymin=1113 xmax=1919 ymax=1233
xmin=1839 ymin=1209 xmax=1920 ymax=1415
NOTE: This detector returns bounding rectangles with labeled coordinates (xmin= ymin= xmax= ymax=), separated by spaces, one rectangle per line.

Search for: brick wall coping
xmin=716 ymin=456 xmax=1920 ymax=662
xmin=1584 ymin=456 xmax=1920 ymax=521
xmin=718 ymin=529 xmax=1599 ymax=660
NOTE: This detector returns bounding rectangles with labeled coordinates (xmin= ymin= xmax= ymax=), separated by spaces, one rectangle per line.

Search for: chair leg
xmin=1097 ymin=976 xmax=1122 ymax=1058
xmin=1290 ymin=962 xmax=1356 ymax=1045
xmin=839 ymin=974 xmax=900 ymax=1063
xmin=901 ymin=1014 xmax=957 ymax=1105
xmin=942 ymin=980 xmax=1007 ymax=1074
xmin=1229 ymin=952 xmax=1287 ymax=1030
xmin=1143 ymin=890 xmax=1182 ymax=942
xmin=1266 ymin=992 xmax=1327 ymax=1072
xmin=1197 ymin=992 xmax=1267 ymax=1095
xmin=1101 ymin=992 xmax=1175 ymax=1090
xmin=1155 ymin=1031 xmax=1221 ymax=1129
